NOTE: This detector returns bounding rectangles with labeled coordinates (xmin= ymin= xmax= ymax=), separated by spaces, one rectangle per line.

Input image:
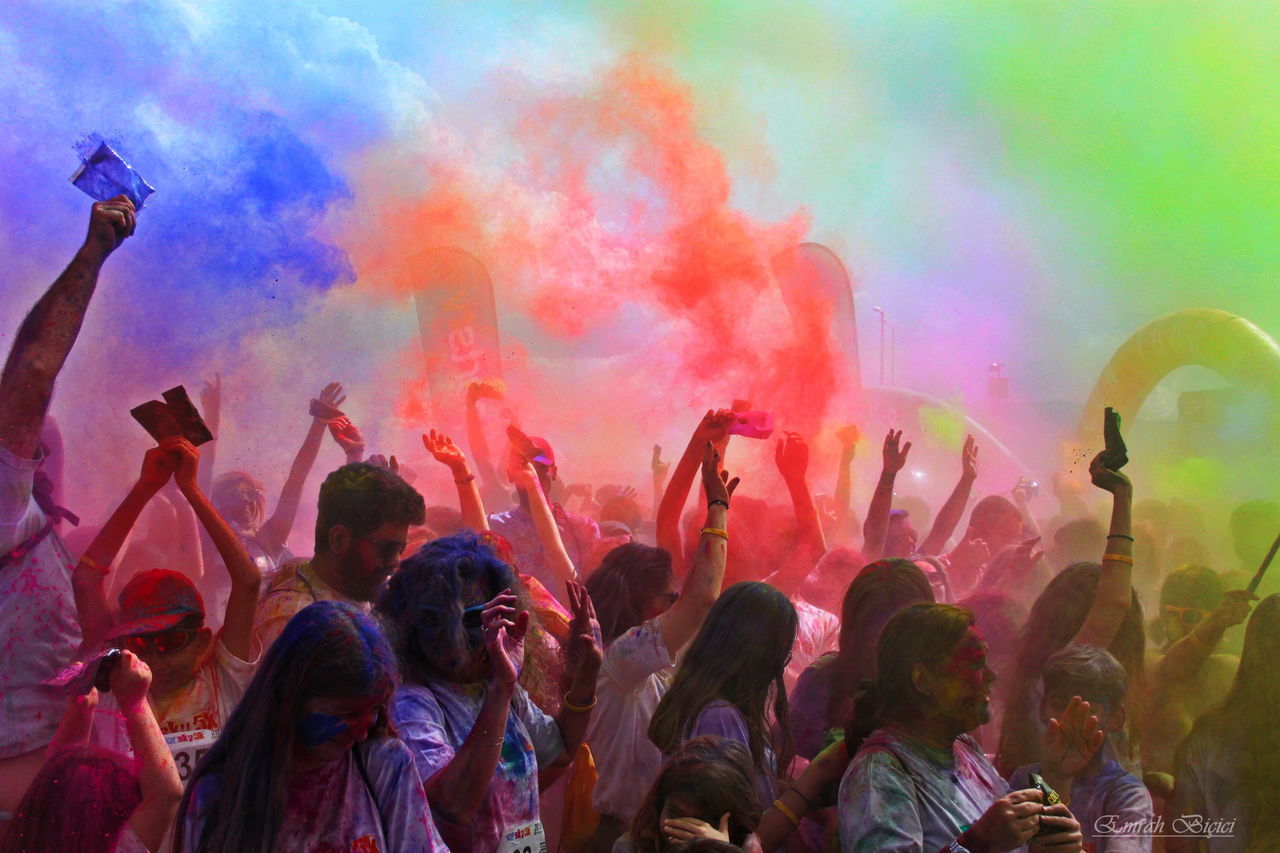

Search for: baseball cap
xmin=528 ymin=436 xmax=555 ymax=468
xmin=104 ymin=569 xmax=205 ymax=640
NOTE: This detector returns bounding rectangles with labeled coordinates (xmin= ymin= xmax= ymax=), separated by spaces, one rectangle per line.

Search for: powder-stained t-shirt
xmin=790 ymin=653 xmax=839 ymax=761
xmin=253 ymin=560 xmax=364 ymax=655
xmin=685 ymin=700 xmax=778 ymax=806
xmin=488 ymin=504 xmax=599 ymax=595
xmin=94 ymin=634 xmax=258 ymax=785
xmin=787 ymin=600 xmax=840 ymax=691
xmin=0 ymin=444 xmax=81 ymax=759
xmin=1010 ymin=759 xmax=1153 ymax=853
xmin=1172 ymin=717 xmax=1248 ymax=853
xmin=393 ymin=680 xmax=565 ymax=852
xmin=180 ymin=737 xmax=446 ymax=853
xmin=839 ymin=727 xmax=1010 ymax=853
xmin=586 ymin=619 xmax=673 ymax=822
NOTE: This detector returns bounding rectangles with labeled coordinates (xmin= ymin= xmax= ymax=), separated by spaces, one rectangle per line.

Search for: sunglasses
xmin=122 ymin=629 xmax=197 ymax=656
xmin=1163 ymin=604 xmax=1209 ymax=628
xmin=360 ymin=536 xmax=409 ymax=562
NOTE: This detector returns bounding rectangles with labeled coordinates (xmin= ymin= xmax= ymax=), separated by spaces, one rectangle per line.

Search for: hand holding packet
xmin=70 ymin=140 xmax=155 ymax=210
xmin=131 ymin=386 xmax=214 ymax=446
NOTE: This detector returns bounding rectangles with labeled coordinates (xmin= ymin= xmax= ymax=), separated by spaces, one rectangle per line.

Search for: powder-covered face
xmin=927 ymin=627 xmax=996 ymax=735
xmin=295 ymin=688 xmax=389 ymax=768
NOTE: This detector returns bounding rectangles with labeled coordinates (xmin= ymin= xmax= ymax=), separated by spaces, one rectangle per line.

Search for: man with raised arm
xmin=0 ymin=196 xmax=136 ymax=814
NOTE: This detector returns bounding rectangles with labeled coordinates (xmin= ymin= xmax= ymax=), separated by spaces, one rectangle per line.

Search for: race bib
xmin=165 ymin=728 xmax=217 ymax=783
xmin=500 ymin=820 xmax=546 ymax=853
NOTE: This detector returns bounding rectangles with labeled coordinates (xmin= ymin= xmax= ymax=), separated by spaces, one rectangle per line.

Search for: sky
xmin=3 ymin=0 xmax=1277 ymax=538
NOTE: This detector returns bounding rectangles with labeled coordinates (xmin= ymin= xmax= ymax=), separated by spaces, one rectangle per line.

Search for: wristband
xmin=1106 ymin=533 xmax=1135 ymax=542
xmin=79 ymin=555 xmax=110 ymax=575
xmin=788 ymin=785 xmax=818 ymax=812
xmin=771 ymin=799 xmax=801 ymax=828
xmin=1102 ymin=553 xmax=1134 ymax=565
xmin=562 ymin=693 xmax=597 ymax=713
xmin=701 ymin=527 xmax=729 ymax=541
xmin=455 ymin=474 xmax=476 ymax=485
xmin=708 ymin=498 xmax=730 ymax=511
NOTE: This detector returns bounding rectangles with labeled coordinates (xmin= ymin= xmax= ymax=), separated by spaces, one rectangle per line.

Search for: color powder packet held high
xmin=70 ymin=140 xmax=155 ymax=209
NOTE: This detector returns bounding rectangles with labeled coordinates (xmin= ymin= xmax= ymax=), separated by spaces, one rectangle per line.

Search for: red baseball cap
xmin=105 ymin=569 xmax=205 ymax=640
xmin=528 ymin=437 xmax=554 ymax=468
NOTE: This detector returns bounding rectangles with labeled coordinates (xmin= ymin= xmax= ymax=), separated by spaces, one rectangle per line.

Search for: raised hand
xmin=137 ymin=444 xmax=177 ymax=494
xmin=563 ymin=580 xmax=603 ymax=686
xmin=328 ymin=416 xmax=365 ymax=455
xmin=200 ymin=373 xmax=222 ymax=425
xmin=692 ymin=409 xmax=736 ymax=446
xmin=1203 ymin=589 xmax=1258 ymax=635
xmin=108 ymin=650 xmax=153 ymax=712
xmin=882 ymin=429 xmax=912 ymax=475
xmin=423 ymin=429 xmax=469 ymax=475
xmin=961 ymin=434 xmax=979 ymax=480
xmin=1088 ymin=451 xmax=1131 ymax=494
xmin=837 ymin=424 xmax=861 ymax=451
xmin=775 ymin=431 xmax=811 ymax=484
xmin=1041 ymin=696 xmax=1104 ymax=779
xmin=82 ymin=195 xmax=137 ymax=260
xmin=160 ymin=436 xmax=201 ymax=493
xmin=948 ymin=532 xmax=991 ymax=580
xmin=652 ymin=445 xmax=670 ymax=478
xmin=309 ymin=382 xmax=347 ymax=421
xmin=467 ymin=380 xmax=504 ymax=405
xmin=366 ymin=453 xmax=400 ymax=474
xmin=481 ymin=589 xmax=527 ymax=692
xmin=702 ymin=442 xmax=740 ymax=508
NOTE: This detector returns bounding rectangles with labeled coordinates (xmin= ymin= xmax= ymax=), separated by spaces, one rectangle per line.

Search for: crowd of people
xmin=0 ymin=196 xmax=1275 ymax=853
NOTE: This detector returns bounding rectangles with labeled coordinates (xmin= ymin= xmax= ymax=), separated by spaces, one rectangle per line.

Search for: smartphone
xmin=1100 ymin=406 xmax=1128 ymax=470
xmin=727 ymin=411 xmax=774 ymax=440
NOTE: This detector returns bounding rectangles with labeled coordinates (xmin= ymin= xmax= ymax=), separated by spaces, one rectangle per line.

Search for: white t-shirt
xmin=180 ymin=737 xmax=447 ymax=852
xmin=94 ymin=634 xmax=257 ymax=785
xmin=585 ymin=620 xmax=673 ymax=822
xmin=788 ymin=600 xmax=840 ymax=690
xmin=0 ymin=444 xmax=81 ymax=758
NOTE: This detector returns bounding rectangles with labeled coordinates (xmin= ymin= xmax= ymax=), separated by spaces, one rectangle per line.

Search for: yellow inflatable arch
xmin=1077 ymin=308 xmax=1280 ymax=439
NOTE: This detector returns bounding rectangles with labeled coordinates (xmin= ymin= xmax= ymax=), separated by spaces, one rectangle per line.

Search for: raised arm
xmin=862 ymin=429 xmax=911 ymax=561
xmin=658 ymin=443 xmax=737 ymax=656
xmin=195 ymin=373 xmax=221 ymax=495
xmin=171 ymin=439 xmax=260 ymax=662
xmin=0 ymin=197 xmax=135 ymax=459
xmin=551 ymin=581 xmax=604 ymax=765
xmin=113 ymin=652 xmax=184 ymax=853
xmin=776 ymin=431 xmax=827 ymax=560
xmin=71 ymin=445 xmax=174 ymax=651
xmin=327 ymin=415 xmax=366 ymax=465
xmin=509 ymin=457 xmax=576 ymax=589
xmin=1073 ymin=453 xmax=1134 ymax=649
xmin=651 ymin=445 xmax=670 ymax=524
xmin=424 ymin=429 xmax=489 ymax=532
xmin=655 ymin=409 xmax=734 ymax=572
xmin=256 ymin=383 xmax=345 ymax=556
xmin=920 ymin=435 xmax=978 ymax=556
xmin=464 ymin=380 xmax=507 ymax=509
xmin=833 ymin=425 xmax=859 ymax=530
xmin=1153 ymin=589 xmax=1254 ymax=684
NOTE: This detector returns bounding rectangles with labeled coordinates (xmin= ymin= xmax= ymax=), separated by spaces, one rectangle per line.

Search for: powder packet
xmin=70 ymin=140 xmax=155 ymax=209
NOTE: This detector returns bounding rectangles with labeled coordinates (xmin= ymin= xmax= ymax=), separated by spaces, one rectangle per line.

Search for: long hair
xmin=210 ymin=471 xmax=266 ymax=533
xmin=174 ymin=601 xmax=397 ymax=853
xmin=629 ymin=736 xmax=762 ymax=853
xmin=584 ymin=543 xmax=673 ymax=644
xmin=1184 ymin=595 xmax=1280 ymax=846
xmin=648 ymin=582 xmax=797 ymax=784
xmin=995 ymin=562 xmax=1145 ymax=776
xmin=378 ymin=532 xmax=524 ymax=683
xmin=827 ymin=560 xmax=935 ymax=730
xmin=845 ymin=603 xmax=975 ymax=753
xmin=0 ymin=746 xmax=141 ymax=853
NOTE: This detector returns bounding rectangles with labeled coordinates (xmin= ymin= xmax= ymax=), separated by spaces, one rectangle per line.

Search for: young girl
xmin=175 ymin=601 xmax=444 ymax=853
xmin=620 ymin=736 xmax=763 ymax=853
xmin=648 ymin=581 xmax=797 ymax=805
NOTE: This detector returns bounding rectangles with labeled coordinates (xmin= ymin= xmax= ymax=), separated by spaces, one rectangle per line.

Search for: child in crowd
xmin=71 ymin=438 xmax=260 ymax=783
xmin=1009 ymin=645 xmax=1154 ymax=853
